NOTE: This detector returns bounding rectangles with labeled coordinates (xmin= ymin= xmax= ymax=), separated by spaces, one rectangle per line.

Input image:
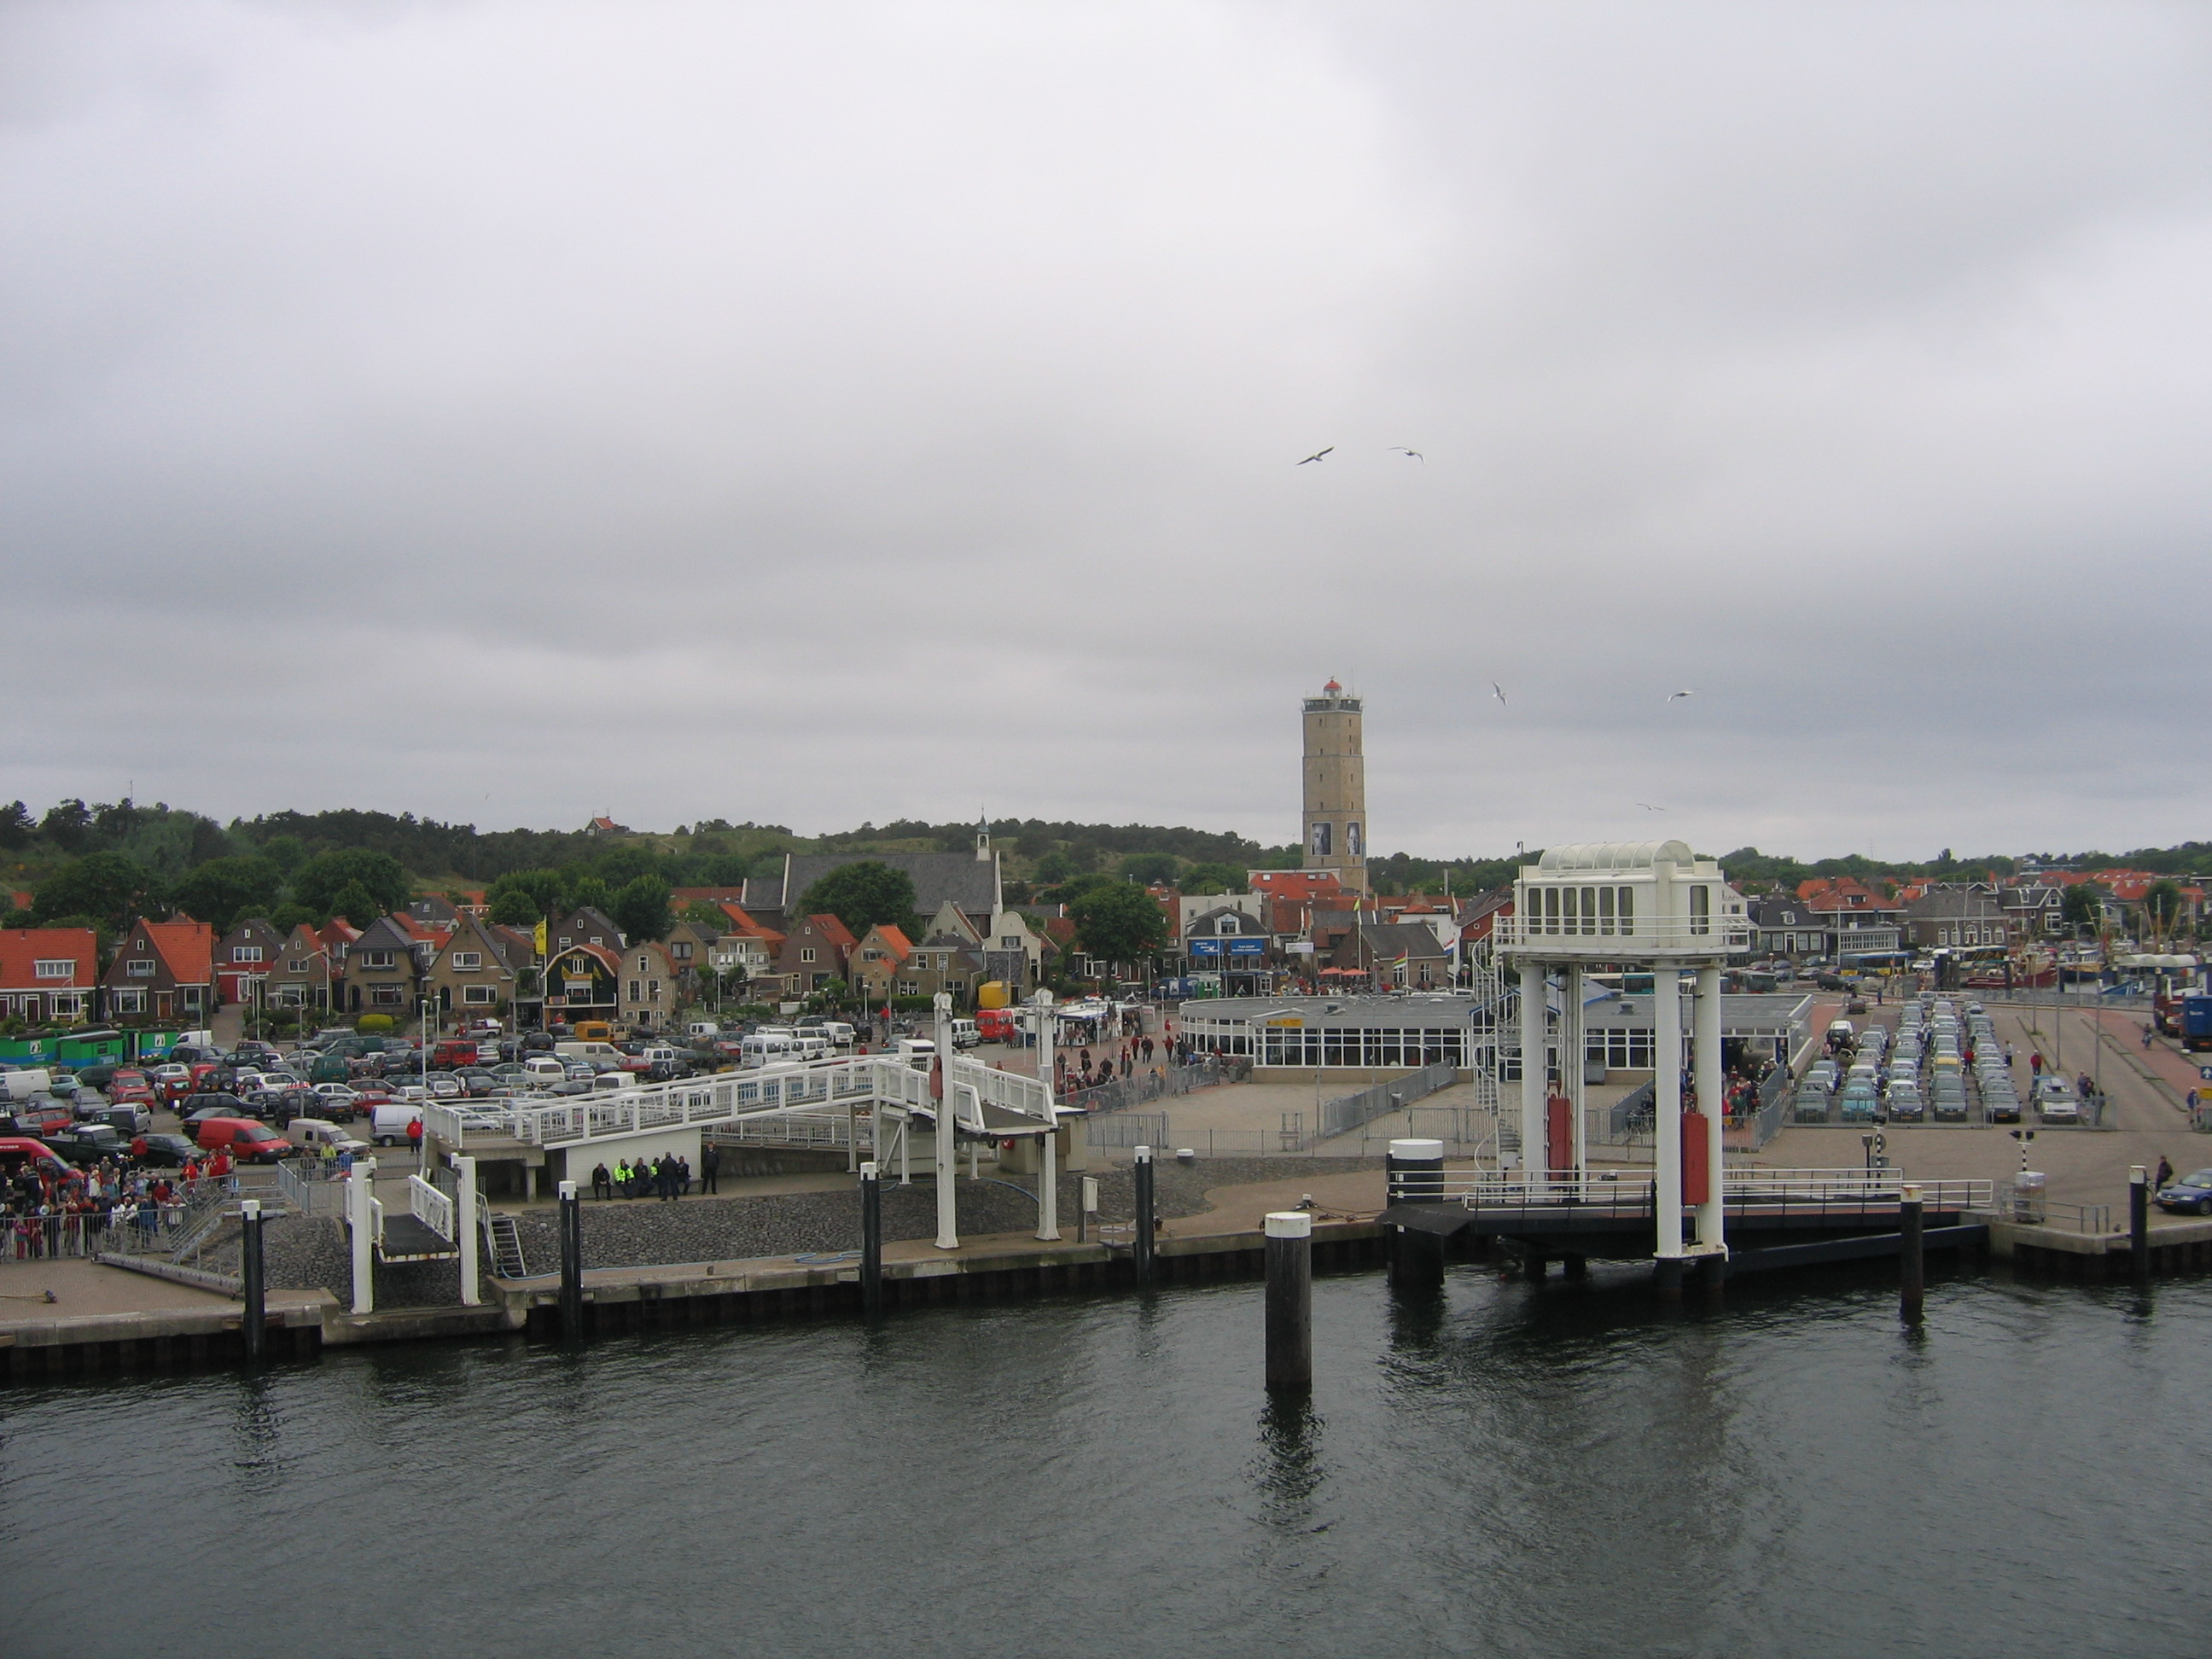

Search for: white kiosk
xmin=1493 ymin=841 xmax=1750 ymax=1288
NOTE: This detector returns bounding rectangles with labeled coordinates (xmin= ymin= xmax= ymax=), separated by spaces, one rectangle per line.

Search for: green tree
xmin=1068 ymin=882 xmax=1168 ymax=968
xmin=293 ymin=848 xmax=410 ymax=917
xmin=682 ymin=899 xmax=734 ymax=933
xmin=1180 ymin=860 xmax=1248 ymax=894
xmin=609 ymin=874 xmax=672 ymax=943
xmin=1116 ymin=853 xmax=1181 ymax=887
xmin=488 ymin=868 xmax=568 ymax=925
xmin=170 ymin=856 xmax=283 ymax=933
xmin=270 ymin=902 xmax=319 ymax=933
xmin=2061 ymin=882 xmax=2106 ymax=934
xmin=261 ymin=835 xmax=310 ymax=876
xmin=32 ymin=853 xmax=152 ymax=933
xmin=328 ymin=881 xmax=383 ymax=924
xmin=1033 ymin=848 xmax=1081 ymax=884
xmin=39 ymin=799 xmax=92 ymax=852
xmin=798 ymin=861 xmax=917 ymax=937
xmin=0 ymin=801 xmax=31 ymax=850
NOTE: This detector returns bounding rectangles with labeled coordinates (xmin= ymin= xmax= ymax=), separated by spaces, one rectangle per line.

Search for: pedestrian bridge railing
xmin=421 ymin=1054 xmax=1053 ymax=1152
xmin=1414 ymin=1168 xmax=1994 ymax=1213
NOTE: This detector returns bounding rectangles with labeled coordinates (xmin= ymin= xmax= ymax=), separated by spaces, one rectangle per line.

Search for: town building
xmin=1904 ymin=887 xmax=2012 ymax=952
xmin=425 ymin=913 xmax=532 ymax=1023
xmin=344 ymin=916 xmax=425 ymax=1015
xmin=268 ymin=923 xmax=336 ymax=1013
xmin=215 ymin=917 xmax=291 ymax=1005
xmin=102 ymin=917 xmax=214 ymax=1025
xmin=0 ymin=927 xmax=98 ymax=1024
xmin=849 ymin=923 xmax=915 ymax=1006
xmin=617 ymin=940 xmax=679 ymax=1030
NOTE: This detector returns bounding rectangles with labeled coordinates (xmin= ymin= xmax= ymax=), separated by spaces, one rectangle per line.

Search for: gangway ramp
xmin=421 ymin=1053 xmax=1060 ymax=1157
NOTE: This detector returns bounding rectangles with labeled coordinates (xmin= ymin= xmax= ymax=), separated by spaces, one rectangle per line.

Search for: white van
xmin=896 ymin=1038 xmax=936 ymax=1071
xmin=0 ymin=1068 xmax=54 ymax=1102
xmin=555 ymin=1041 xmax=623 ymax=1064
xmin=370 ymin=1102 xmax=423 ymax=1147
xmin=521 ymin=1056 xmax=568 ymax=1084
xmin=640 ymin=1045 xmax=682 ymax=1068
xmin=818 ymin=1022 xmax=856 ymax=1051
xmin=948 ymin=1019 xmax=980 ymax=1051
xmin=288 ymin=1117 xmax=369 ymax=1155
xmin=685 ymin=1022 xmax=720 ymax=1041
xmin=740 ymin=1033 xmax=799 ymax=1069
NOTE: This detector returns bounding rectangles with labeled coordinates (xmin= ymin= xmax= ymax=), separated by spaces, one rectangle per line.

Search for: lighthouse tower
xmin=1301 ymin=678 xmax=1368 ymax=894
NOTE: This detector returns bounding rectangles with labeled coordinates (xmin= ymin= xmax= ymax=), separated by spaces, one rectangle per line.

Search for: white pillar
xmin=933 ymin=992 xmax=958 ymax=1249
xmin=457 ymin=1153 xmax=480 ymax=1307
xmin=1654 ymin=969 xmax=1685 ymax=1261
xmin=348 ymin=1157 xmax=376 ymax=1315
xmin=1695 ymin=965 xmax=1725 ymax=1250
xmin=1567 ymin=965 xmax=1588 ymax=1194
xmin=1517 ymin=959 xmax=1546 ymax=1189
xmin=1034 ymin=990 xmax=1059 ymax=1243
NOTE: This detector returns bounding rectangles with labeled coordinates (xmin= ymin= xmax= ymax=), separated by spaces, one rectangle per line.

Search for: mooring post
xmin=1900 ymin=1181 xmax=1924 ymax=1322
xmin=2130 ymin=1164 xmax=2150 ymax=1281
xmin=558 ymin=1179 xmax=585 ymax=1342
xmin=1132 ymin=1145 xmax=1156 ymax=1285
xmin=1079 ymin=1174 xmax=1097 ymax=1244
xmin=1387 ymin=1137 xmax=1446 ymax=1293
xmin=860 ymin=1159 xmax=883 ymax=1318
xmin=1264 ymin=1210 xmax=1313 ymax=1392
xmin=240 ymin=1197 xmax=265 ymax=1363
xmin=347 ymin=1157 xmax=376 ymax=1316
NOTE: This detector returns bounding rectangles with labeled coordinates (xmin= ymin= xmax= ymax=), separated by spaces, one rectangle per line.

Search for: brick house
xmin=344 ymin=916 xmax=424 ymax=1016
xmin=773 ymin=914 xmax=858 ymax=995
xmin=267 ymin=923 xmax=336 ymax=1014
xmin=215 ymin=917 xmax=292 ymax=1005
xmin=102 ymin=917 xmax=214 ymax=1026
xmin=849 ymin=923 xmax=914 ymax=1005
xmin=0 ymin=927 xmax=99 ymax=1024
xmin=1905 ymin=887 xmax=2012 ymax=952
xmin=894 ymin=933 xmax=985 ymax=1005
xmin=425 ymin=913 xmax=532 ymax=1026
xmin=618 ymin=940 xmax=679 ymax=1030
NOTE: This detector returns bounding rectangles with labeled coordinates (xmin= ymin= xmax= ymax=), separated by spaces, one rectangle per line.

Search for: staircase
xmin=482 ymin=1211 xmax=529 ymax=1279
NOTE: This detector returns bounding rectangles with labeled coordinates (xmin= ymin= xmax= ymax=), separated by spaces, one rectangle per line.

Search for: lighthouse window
xmin=1691 ymin=884 xmax=1711 ymax=936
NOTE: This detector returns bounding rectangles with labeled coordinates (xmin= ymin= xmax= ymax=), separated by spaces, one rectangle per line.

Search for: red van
xmin=0 ymin=1136 xmax=70 ymax=1178
xmin=192 ymin=1117 xmax=294 ymax=1164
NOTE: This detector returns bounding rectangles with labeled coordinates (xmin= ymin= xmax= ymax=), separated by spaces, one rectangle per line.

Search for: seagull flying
xmin=1388 ymin=446 xmax=1423 ymax=461
xmin=1636 ymin=802 xmax=1666 ymax=813
xmin=1297 ymin=446 xmax=1333 ymax=465
xmin=1491 ymin=681 xmax=1508 ymax=707
xmin=1667 ymin=688 xmax=1696 ymax=702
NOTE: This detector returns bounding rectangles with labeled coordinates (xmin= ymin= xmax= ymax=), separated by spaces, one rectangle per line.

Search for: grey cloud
xmin=3 ymin=1 xmax=2208 ymax=861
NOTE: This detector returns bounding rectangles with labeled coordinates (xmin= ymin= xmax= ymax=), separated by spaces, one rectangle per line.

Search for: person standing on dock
xmin=2155 ymin=1155 xmax=2174 ymax=1192
xmin=701 ymin=1143 xmax=719 ymax=1195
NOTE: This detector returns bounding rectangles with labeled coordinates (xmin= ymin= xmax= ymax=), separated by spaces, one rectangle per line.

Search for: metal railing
xmin=276 ymin=1161 xmax=348 ymax=1215
xmin=1491 ymin=916 xmax=1752 ymax=953
xmin=422 ymin=1053 xmax=1053 ymax=1151
xmin=1417 ymin=1167 xmax=1994 ymax=1214
xmin=408 ymin=1173 xmax=455 ymax=1243
xmin=1083 ymin=1111 xmax=1171 ymax=1150
xmin=8 ymin=1206 xmax=181 ymax=1260
xmin=1319 ymin=1062 xmax=1458 ymax=1141
xmin=710 ymin=1112 xmax=866 ymax=1150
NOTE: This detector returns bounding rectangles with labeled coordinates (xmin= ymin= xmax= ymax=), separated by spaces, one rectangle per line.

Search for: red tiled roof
xmin=1249 ymin=870 xmax=1346 ymax=901
xmin=809 ymin=914 xmax=859 ymax=953
xmin=865 ymin=924 xmax=913 ymax=959
xmin=143 ymin=919 xmax=214 ymax=983
xmin=0 ymin=927 xmax=98 ymax=989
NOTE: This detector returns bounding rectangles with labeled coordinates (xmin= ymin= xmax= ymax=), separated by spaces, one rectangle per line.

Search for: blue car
xmin=2155 ymin=1169 xmax=2212 ymax=1217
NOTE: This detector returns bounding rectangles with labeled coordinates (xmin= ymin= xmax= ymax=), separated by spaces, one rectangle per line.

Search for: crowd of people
xmin=7 ymin=1152 xmax=233 ymax=1259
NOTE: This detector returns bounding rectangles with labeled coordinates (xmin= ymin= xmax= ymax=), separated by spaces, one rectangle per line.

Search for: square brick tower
xmin=1301 ymin=678 xmax=1367 ymax=894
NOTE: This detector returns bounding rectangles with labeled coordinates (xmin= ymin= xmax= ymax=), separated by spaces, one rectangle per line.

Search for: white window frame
xmin=33 ymin=959 xmax=73 ymax=981
xmin=127 ymin=958 xmax=158 ymax=977
xmin=451 ymin=952 xmax=482 ymax=971
xmin=462 ymin=985 xmax=498 ymax=1005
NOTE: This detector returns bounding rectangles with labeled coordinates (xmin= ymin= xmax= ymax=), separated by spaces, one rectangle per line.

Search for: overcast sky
xmin=4 ymin=2 xmax=2209 ymax=863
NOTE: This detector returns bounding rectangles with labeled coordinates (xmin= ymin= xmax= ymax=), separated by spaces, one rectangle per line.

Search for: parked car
xmin=130 ymin=1132 xmax=201 ymax=1167
xmin=311 ymin=1084 xmax=362 ymax=1121
xmin=370 ymin=1103 xmax=422 ymax=1148
xmin=95 ymin=1103 xmax=154 ymax=1136
xmin=2033 ymin=1077 xmax=2081 ymax=1125
xmin=1885 ymin=1083 xmax=1925 ymax=1123
xmin=3 ymin=1103 xmax=76 ymax=1138
xmin=182 ymin=1090 xmax=260 ymax=1122
xmin=43 ymin=1123 xmax=136 ymax=1165
xmin=2154 ymin=1168 xmax=2212 ymax=1217
xmin=286 ymin=1117 xmax=369 ymax=1157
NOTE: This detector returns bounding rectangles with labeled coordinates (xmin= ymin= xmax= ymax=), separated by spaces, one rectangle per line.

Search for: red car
xmin=108 ymin=1069 xmax=156 ymax=1105
xmin=192 ymin=1117 xmax=294 ymax=1163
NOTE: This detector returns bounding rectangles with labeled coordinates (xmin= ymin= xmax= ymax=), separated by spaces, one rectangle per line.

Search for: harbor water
xmin=3 ymin=1264 xmax=2206 ymax=1657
